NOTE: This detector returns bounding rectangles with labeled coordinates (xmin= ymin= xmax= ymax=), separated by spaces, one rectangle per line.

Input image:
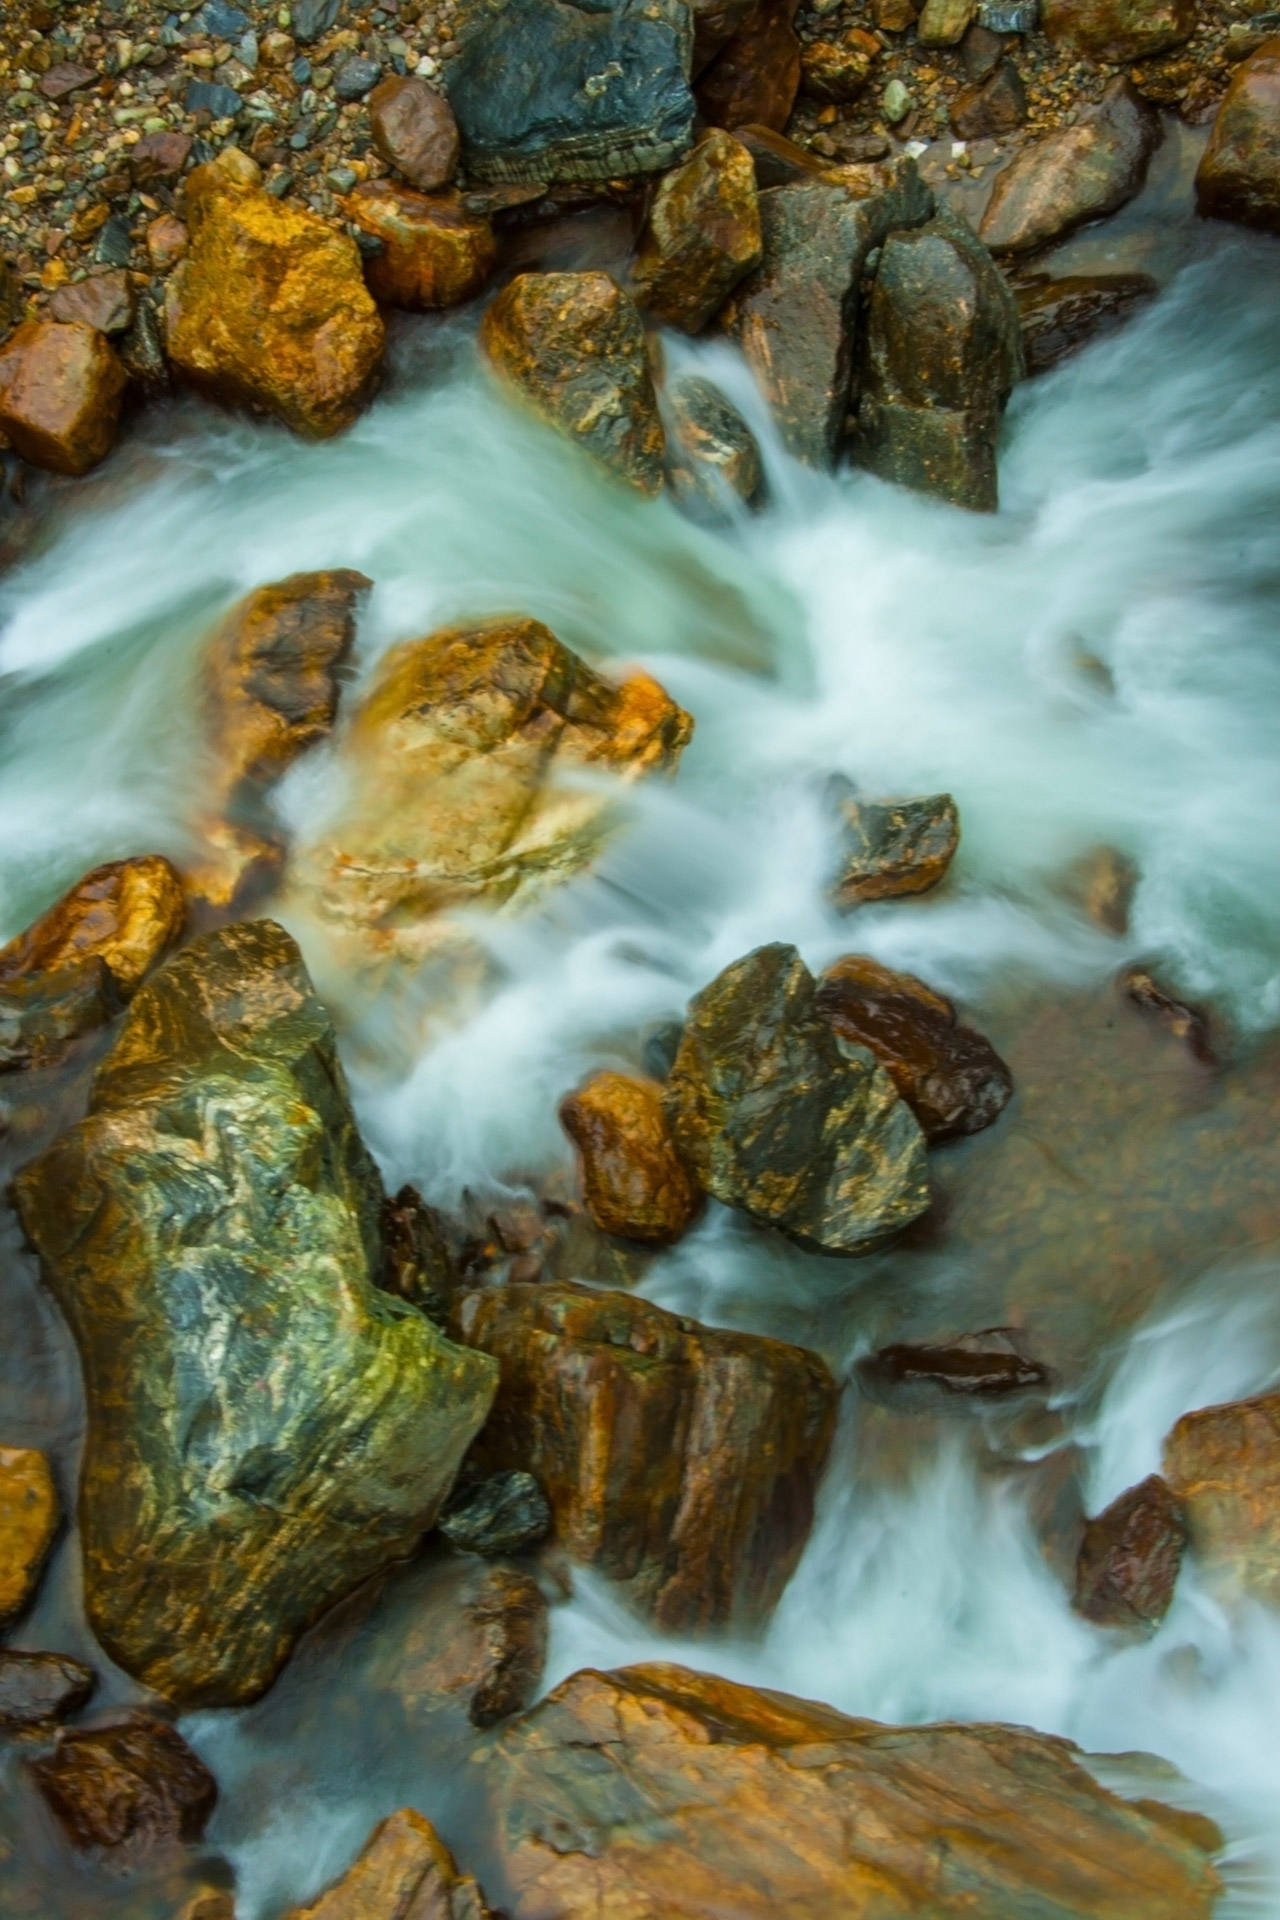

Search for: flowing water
xmin=3 ymin=183 xmax=1280 ymax=1917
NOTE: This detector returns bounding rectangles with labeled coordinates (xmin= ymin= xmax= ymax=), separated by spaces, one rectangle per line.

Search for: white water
xmin=3 ymin=224 xmax=1280 ymax=1916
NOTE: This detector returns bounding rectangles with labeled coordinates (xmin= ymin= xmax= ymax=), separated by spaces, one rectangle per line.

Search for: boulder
xmin=950 ymin=58 xmax=1027 ymax=138
xmin=481 ymin=272 xmax=664 ymax=492
xmin=439 ymin=1471 xmax=552 ymax=1558
xmin=445 ymin=0 xmax=694 ymax=186
xmin=688 ymin=0 xmax=758 ymax=71
xmin=851 ymin=205 xmax=1023 ymax=512
xmin=859 ymin=1327 xmax=1052 ymax=1399
xmin=664 ymin=942 xmax=930 ymax=1253
xmin=483 ymin=1664 xmax=1222 ymax=1918
xmin=0 ymin=961 xmax=117 ymax=1074
xmin=0 ymin=1650 xmax=95 ymax=1730
xmin=663 ymin=373 xmax=764 ymax=515
xmin=165 ymin=150 xmax=384 ymax=438
xmin=559 ymin=1069 xmax=702 ymax=1244
xmin=0 ymin=855 xmax=185 ymax=998
xmin=799 ymin=32 xmax=878 ymax=104
xmin=1195 ymin=39 xmax=1280 ymax=235
xmin=1015 ymin=271 xmax=1158 ymax=375
xmin=979 ymin=81 xmax=1161 ymax=257
xmin=372 ymin=1555 xmax=548 ymax=1729
xmin=0 ymin=1446 xmax=58 ymax=1625
xmin=1043 ymin=0 xmax=1196 ymax=61
xmin=30 ymin=1716 xmax=217 ymax=1858
xmin=283 ymin=1809 xmax=491 ymax=1920
xmin=816 ymin=953 xmax=1014 ymax=1141
xmin=450 ymin=1280 xmax=838 ymax=1631
xmin=12 ymin=921 xmax=498 ymax=1706
xmin=718 ymin=162 xmax=933 ymax=466
xmin=48 ymin=270 xmax=134 ymax=336
xmin=367 ymin=74 xmax=461 ymax=191
xmin=0 ymin=320 xmax=126 ymax=477
xmin=346 ymin=184 xmax=497 ymax=311
xmin=1163 ymin=1388 xmax=1280 ymax=1605
xmin=829 ymin=789 xmax=959 ymax=904
xmin=629 ymin=131 xmax=762 ymax=332
xmin=1073 ymin=1474 xmax=1188 ymax=1628
xmin=696 ymin=0 xmax=802 ymax=133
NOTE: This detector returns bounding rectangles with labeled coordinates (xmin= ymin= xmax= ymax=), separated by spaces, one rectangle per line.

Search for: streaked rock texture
xmin=283 ymin=1809 xmax=491 ymax=1920
xmin=0 ymin=1650 xmax=95 ymax=1729
xmin=664 ymin=374 xmax=763 ymax=515
xmin=0 ymin=855 xmax=185 ymax=998
xmin=1074 ymin=1475 xmax=1188 ymax=1628
xmin=629 ymin=131 xmax=762 ymax=332
xmin=1015 ymin=271 xmax=1158 ymax=375
xmin=0 ymin=319 xmax=126 ymax=475
xmin=1044 ymin=0 xmax=1196 ymax=60
xmin=346 ymin=184 xmax=496 ymax=311
xmin=0 ymin=1447 xmax=58 ymax=1626
xmin=560 ymin=1069 xmax=702 ymax=1244
xmin=30 ymin=1717 xmax=217 ymax=1859
xmin=1163 ymin=1389 xmax=1280 ymax=1606
xmin=980 ymin=81 xmax=1161 ymax=257
xmin=860 ymin=1327 xmax=1051 ymax=1400
xmin=1195 ymin=39 xmax=1280 ymax=235
xmin=830 ymin=789 xmax=959 ymax=904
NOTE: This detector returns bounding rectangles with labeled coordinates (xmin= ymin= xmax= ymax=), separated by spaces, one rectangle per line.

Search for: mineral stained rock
xmin=0 ymin=960 xmax=117 ymax=1073
xmin=665 ymin=942 xmax=930 ymax=1253
xmin=830 ymin=789 xmax=959 ymax=904
xmin=696 ymin=0 xmax=803 ymax=133
xmin=0 ymin=1650 xmax=95 ymax=1729
xmin=0 ymin=319 xmax=127 ymax=476
xmin=629 ymin=131 xmax=762 ymax=333
xmin=0 ymin=1446 xmax=59 ymax=1625
xmin=370 ymin=1554 xmax=549 ymax=1729
xmin=1043 ymin=0 xmax=1196 ymax=61
xmin=0 ymin=854 xmax=185 ymax=998
xmin=346 ymin=184 xmax=497 ymax=311
xmin=13 ymin=920 xmax=497 ymax=1707
xmin=1073 ymin=1474 xmax=1188 ymax=1628
xmin=30 ymin=1717 xmax=217 ymax=1858
xmin=1015 ymin=271 xmax=1158 ymax=375
xmin=1196 ymin=39 xmax=1280 ymax=236
xmin=1163 ymin=1388 xmax=1280 ymax=1606
xmin=282 ymin=1808 xmax=492 ymax=1920
xmin=979 ymin=80 xmax=1161 ymax=257
xmin=559 ymin=1069 xmax=702 ymax=1244
xmin=367 ymin=74 xmax=461 ymax=191
xmin=450 ymin=1280 xmax=838 ymax=1632
xmin=663 ymin=373 xmax=764 ymax=515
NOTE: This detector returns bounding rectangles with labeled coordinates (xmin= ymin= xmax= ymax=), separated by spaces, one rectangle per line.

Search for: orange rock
xmin=1074 ymin=1474 xmax=1188 ymax=1628
xmin=146 ymin=213 xmax=190 ymax=275
xmin=0 ymin=855 xmax=185 ymax=999
xmin=1163 ymin=1388 xmax=1280 ymax=1605
xmin=367 ymin=75 xmax=461 ymax=192
xmin=0 ymin=1446 xmax=59 ymax=1626
xmin=1196 ymin=38 xmax=1280 ymax=235
xmin=346 ymin=183 xmax=496 ymax=311
xmin=630 ymin=131 xmax=761 ymax=332
xmin=559 ymin=1070 xmax=702 ymax=1244
xmin=282 ymin=1808 xmax=491 ymax=1920
xmin=0 ymin=319 xmax=126 ymax=476
xmin=165 ymin=149 xmax=384 ymax=438
xmin=696 ymin=0 xmax=802 ymax=133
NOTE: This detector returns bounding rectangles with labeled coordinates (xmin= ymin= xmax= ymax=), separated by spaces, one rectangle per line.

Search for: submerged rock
xmin=0 ymin=1650 xmax=95 ymax=1729
xmin=0 ymin=319 xmax=126 ymax=476
xmin=367 ymin=75 xmax=461 ymax=191
xmin=1163 ymin=1388 xmax=1280 ymax=1606
xmin=629 ymin=131 xmax=762 ymax=333
xmin=0 ymin=1447 xmax=58 ymax=1626
xmin=1196 ymin=39 xmax=1280 ymax=236
xmin=0 ymin=960 xmax=117 ymax=1074
xmin=979 ymin=81 xmax=1161 ymax=257
xmin=13 ymin=921 xmax=497 ymax=1706
xmin=1121 ymin=965 xmax=1215 ymax=1064
xmin=1015 ymin=271 xmax=1158 ymax=375
xmin=560 ymin=1069 xmax=702 ymax=1244
xmin=484 ymin=1664 xmax=1222 ymax=1917
xmin=1074 ymin=1474 xmax=1188 ymax=1628
xmin=1043 ymin=0 xmax=1196 ymax=60
xmin=30 ymin=1716 xmax=217 ymax=1859
xmin=450 ymin=1280 xmax=838 ymax=1632
xmin=830 ymin=789 xmax=959 ymax=904
xmin=696 ymin=0 xmax=802 ymax=133
xmin=439 ymin=1471 xmax=552 ymax=1558
xmin=665 ymin=942 xmax=930 ymax=1253
xmin=373 ymin=1556 xmax=548 ymax=1729
xmin=346 ymin=184 xmax=496 ymax=311
xmin=283 ymin=1808 xmax=491 ymax=1920
xmin=860 ymin=1326 xmax=1052 ymax=1399
xmin=663 ymin=374 xmax=763 ymax=516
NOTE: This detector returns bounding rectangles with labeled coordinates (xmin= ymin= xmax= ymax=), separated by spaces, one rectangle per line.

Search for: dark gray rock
xmin=830 ymin=788 xmax=959 ymax=906
xmin=334 ymin=55 xmax=381 ymax=101
xmin=0 ymin=959 xmax=116 ymax=1074
xmin=196 ymin=0 xmax=250 ymax=33
xmin=1014 ymin=269 xmax=1157 ymax=375
xmin=118 ymin=300 xmax=169 ymax=392
xmin=95 ymin=214 xmax=135 ymax=268
xmin=292 ymin=0 xmax=343 ymax=43
xmin=440 ymin=1471 xmax=552 ymax=1557
xmin=0 ymin=1651 xmax=95 ymax=1729
xmin=184 ymin=80 xmax=244 ymax=119
xmin=859 ymin=1328 xmax=1052 ymax=1401
xmin=664 ymin=373 xmax=763 ymax=518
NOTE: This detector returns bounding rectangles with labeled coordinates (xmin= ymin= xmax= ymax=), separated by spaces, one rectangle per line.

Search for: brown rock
xmin=368 ymin=74 xmax=461 ymax=192
xmin=0 ymin=1447 xmax=59 ymax=1625
xmin=282 ymin=1808 xmax=490 ymax=1920
xmin=373 ymin=1558 xmax=548 ymax=1729
xmin=381 ymin=1183 xmax=459 ymax=1321
xmin=734 ymin=122 xmax=836 ymax=186
xmin=165 ymin=150 xmax=384 ymax=439
xmin=1121 ymin=965 xmax=1215 ymax=1063
xmin=1016 ymin=274 xmax=1158 ymax=376
xmin=696 ymin=0 xmax=802 ymax=134
xmin=980 ymin=80 xmax=1161 ymax=257
xmin=831 ymin=789 xmax=958 ymax=904
xmin=951 ymin=59 xmax=1027 ymax=139
xmin=346 ymin=183 xmax=496 ymax=311
xmin=130 ymin=130 xmax=193 ymax=186
xmin=0 ymin=320 xmax=126 ymax=476
xmin=560 ymin=1069 xmax=702 ymax=1244
xmin=1164 ymin=1388 xmax=1280 ymax=1604
xmin=39 ymin=62 xmax=96 ymax=100
xmin=30 ymin=1716 xmax=217 ymax=1858
xmin=485 ymin=1663 xmax=1222 ymax=1918
xmin=1196 ymin=39 xmax=1280 ymax=235
xmin=861 ymin=1326 xmax=1052 ymax=1399
xmin=49 ymin=270 xmax=134 ymax=336
xmin=449 ymin=1280 xmax=838 ymax=1632
xmin=963 ymin=22 xmax=1008 ymax=80
xmin=146 ymin=215 xmax=190 ymax=276
xmin=1044 ymin=0 xmax=1196 ymax=61
xmin=0 ymin=1650 xmax=95 ymax=1729
xmin=876 ymin=0 xmax=919 ymax=26
xmin=0 ymin=855 xmax=185 ymax=999
xmin=800 ymin=33 xmax=877 ymax=104
xmin=629 ymin=131 xmax=762 ymax=333
xmin=0 ymin=959 xmax=116 ymax=1074
xmin=689 ymin=0 xmax=759 ymax=71
xmin=1074 ymin=1474 xmax=1188 ymax=1628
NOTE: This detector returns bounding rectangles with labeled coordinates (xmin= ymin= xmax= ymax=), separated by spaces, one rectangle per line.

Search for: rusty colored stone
xmin=832 ymin=789 xmax=958 ymax=904
xmin=165 ymin=150 xmax=384 ymax=439
xmin=0 ymin=1650 xmax=95 ymax=1729
xmin=560 ymin=1069 xmax=702 ymax=1245
xmin=39 ymin=61 xmax=96 ymax=100
xmin=282 ymin=1809 xmax=491 ymax=1920
xmin=800 ymin=33 xmax=877 ymax=104
xmin=30 ymin=1716 xmax=217 ymax=1858
xmin=980 ymin=81 xmax=1161 ymax=257
xmin=861 ymin=1326 xmax=1052 ymax=1399
xmin=1164 ymin=1389 xmax=1280 ymax=1605
xmin=450 ymin=1280 xmax=838 ymax=1633
xmin=0 ymin=319 xmax=126 ymax=476
xmin=630 ymin=131 xmax=761 ymax=332
xmin=49 ymin=270 xmax=134 ymax=336
xmin=876 ymin=0 xmax=919 ymax=26
xmin=367 ymin=74 xmax=461 ymax=191
xmin=1044 ymin=0 xmax=1196 ymax=61
xmin=1074 ymin=1474 xmax=1188 ymax=1628
xmin=696 ymin=0 xmax=802 ymax=133
xmin=146 ymin=215 xmax=191 ymax=276
xmin=1016 ymin=277 xmax=1157 ymax=377
xmin=1196 ymin=39 xmax=1280 ymax=235
xmin=951 ymin=59 xmax=1027 ymax=139
xmin=345 ymin=184 xmax=496 ymax=312
xmin=0 ymin=959 xmax=117 ymax=1073
xmin=129 ymin=130 xmax=193 ymax=186
xmin=0 ymin=1447 xmax=58 ymax=1626
xmin=0 ymin=855 xmax=185 ymax=1000
xmin=1121 ymin=966 xmax=1215 ymax=1063
xmin=373 ymin=1558 xmax=548 ymax=1729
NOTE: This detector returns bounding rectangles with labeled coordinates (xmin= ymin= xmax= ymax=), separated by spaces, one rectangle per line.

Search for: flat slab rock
xmin=979 ymin=80 xmax=1161 ymax=257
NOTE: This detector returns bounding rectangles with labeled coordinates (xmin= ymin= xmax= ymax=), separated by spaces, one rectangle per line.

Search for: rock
xmin=816 ymin=954 xmax=1014 ymax=1140
xmin=185 ymin=79 xmax=244 ymax=117
xmin=0 ymin=855 xmax=186 ymax=999
xmin=12 ymin=921 xmax=498 ymax=1707
xmin=445 ymin=0 xmax=695 ymax=186
xmin=559 ymin=1069 xmax=702 ymax=1244
xmin=377 ymin=1557 xmax=548 ymax=1728
xmin=1043 ymin=0 xmax=1196 ymax=61
xmin=346 ymin=184 xmax=496 ymax=311
xmin=0 ymin=1447 xmax=58 ymax=1626
xmin=480 ymin=272 xmax=664 ymax=492
xmin=918 ymin=0 xmax=976 ymax=42
xmin=665 ymin=943 xmax=929 ymax=1252
xmin=146 ymin=216 xmax=190 ymax=276
xmin=176 ymin=1892 xmax=237 ymax=1920
xmin=950 ymin=58 xmax=1027 ymax=138
xmin=0 ymin=320 xmax=126 ymax=477
xmin=282 ymin=1808 xmax=491 ymax=1920
xmin=877 ymin=0 xmax=919 ymax=26
xmin=334 ymin=55 xmax=381 ymax=101
xmin=292 ymin=0 xmax=342 ymax=42
xmin=882 ymin=76 xmax=914 ymax=122
xmin=830 ymin=789 xmax=959 ymax=904
xmin=1121 ymin=966 xmax=1215 ymax=1064
xmin=1163 ymin=1388 xmax=1280 ymax=1605
xmin=165 ymin=150 xmax=384 ymax=438
xmin=1015 ymin=272 xmax=1158 ymax=375
xmin=130 ymin=130 xmax=193 ymax=186
xmin=0 ymin=1650 xmax=95 ymax=1730
xmin=367 ymin=74 xmax=460 ymax=191
xmin=484 ymin=1664 xmax=1222 ymax=1918
xmin=439 ymin=1471 xmax=551 ymax=1558
xmin=718 ymin=161 xmax=933 ymax=467
xmin=629 ymin=131 xmax=762 ymax=333
xmin=1073 ymin=1475 xmax=1188 ymax=1628
xmin=30 ymin=1716 xmax=217 ymax=1858
xmin=963 ymin=22 xmax=1007 ymax=79
xmin=688 ymin=0 xmax=759 ymax=71
xmin=860 ymin=1326 xmax=1052 ymax=1399
xmin=1195 ymin=39 xmax=1280 ymax=236
xmin=49 ymin=271 xmax=134 ymax=336
xmin=119 ymin=301 xmax=169 ymax=393
xmin=380 ymin=1183 xmax=459 ymax=1323
xmin=979 ymin=80 xmax=1161 ymax=258
xmin=0 ymin=962 xmax=116 ymax=1074
xmin=800 ymin=31 xmax=878 ymax=103
xmin=696 ymin=0 xmax=802 ymax=133
xmin=450 ymin=1280 xmax=838 ymax=1630
xmin=39 ymin=62 xmax=96 ymax=101
xmin=663 ymin=373 xmax=764 ymax=515
xmin=851 ymin=205 xmax=1023 ymax=512
xmin=734 ymin=122 xmax=837 ymax=185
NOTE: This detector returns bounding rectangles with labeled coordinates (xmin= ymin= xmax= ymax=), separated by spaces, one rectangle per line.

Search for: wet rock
xmin=49 ymin=272 xmax=134 ymax=337
xmin=119 ymin=302 xmax=169 ymax=394
xmin=379 ymin=1557 xmax=548 ymax=1729
xmin=0 ymin=962 xmax=117 ymax=1073
xmin=718 ymin=161 xmax=933 ymax=466
xmin=860 ymin=1326 xmax=1052 ymax=1399
xmin=918 ymin=0 xmax=976 ymax=41
xmin=979 ymin=81 xmax=1161 ymax=257
xmin=560 ymin=1069 xmax=702 ymax=1244
xmin=1074 ymin=1474 xmax=1188 ymax=1628
xmin=816 ymin=954 xmax=1014 ymax=1140
xmin=12 ymin=921 xmax=498 ymax=1707
xmin=381 ymin=1184 xmax=460 ymax=1322
xmin=0 ymin=320 xmax=127 ymax=477
xmin=39 ymin=62 xmax=97 ymax=102
xmin=1195 ymin=39 xmax=1280 ymax=236
xmin=346 ymin=184 xmax=496 ymax=311
xmin=165 ymin=150 xmax=384 ymax=439
xmin=450 ymin=1280 xmax=838 ymax=1631
xmin=481 ymin=273 xmax=663 ymax=491
xmin=1163 ymin=1388 xmax=1280 ymax=1605
xmin=665 ymin=943 xmax=929 ymax=1251
xmin=0 ymin=1650 xmax=95 ymax=1730
xmin=951 ymin=58 xmax=1027 ymax=138
xmin=439 ymin=1472 xmax=551 ymax=1558
xmin=963 ymin=21 xmax=1008 ymax=78
xmin=30 ymin=1716 xmax=217 ymax=1859
xmin=629 ymin=131 xmax=762 ymax=333
xmin=663 ymin=373 xmax=764 ymax=515
xmin=1121 ymin=966 xmax=1215 ymax=1064
xmin=800 ymin=31 xmax=878 ymax=103
xmin=446 ymin=0 xmax=695 ymax=186
xmin=367 ymin=74 xmax=461 ymax=191
xmin=1043 ymin=0 xmax=1196 ymax=60
xmin=878 ymin=0 xmax=920 ymax=26
xmin=1015 ymin=272 xmax=1158 ymax=375
xmin=689 ymin=0 xmax=759 ymax=70
xmin=734 ymin=121 xmax=838 ymax=185
xmin=0 ymin=855 xmax=186 ymax=999
xmin=282 ymin=1808 xmax=491 ymax=1920
xmin=485 ymin=1663 xmax=1222 ymax=1918
xmin=831 ymin=789 xmax=959 ymax=904
xmin=0 ymin=1447 xmax=58 ymax=1626
xmin=293 ymin=0 xmax=342 ymax=42
xmin=129 ymin=130 xmax=194 ymax=187
xmin=697 ymin=0 xmax=802 ymax=132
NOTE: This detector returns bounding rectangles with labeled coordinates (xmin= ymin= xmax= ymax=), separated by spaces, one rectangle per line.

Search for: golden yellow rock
xmin=0 ymin=855 xmax=185 ymax=999
xmin=560 ymin=1070 xmax=702 ymax=1244
xmin=283 ymin=1809 xmax=491 ymax=1920
xmin=345 ymin=183 xmax=496 ymax=311
xmin=630 ymin=131 xmax=762 ymax=333
xmin=0 ymin=1446 xmax=58 ymax=1626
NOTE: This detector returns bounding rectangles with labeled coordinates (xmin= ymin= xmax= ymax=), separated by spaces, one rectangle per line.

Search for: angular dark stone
xmin=950 ymin=58 xmax=1026 ymax=139
xmin=962 ymin=22 xmax=1008 ymax=79
xmin=334 ymin=55 xmax=381 ymax=101
xmin=49 ymin=270 xmax=133 ymax=336
xmin=1014 ymin=270 xmax=1158 ymax=375
xmin=380 ymin=1181 xmax=459 ymax=1323
xmin=38 ymin=63 xmax=97 ymax=101
xmin=439 ymin=1470 xmax=552 ymax=1557
xmin=30 ymin=1716 xmax=217 ymax=1858
xmin=95 ymin=214 xmax=135 ymax=269
xmin=0 ymin=1650 xmax=95 ymax=1729
xmin=696 ymin=0 xmax=802 ymax=133
xmin=0 ymin=958 xmax=117 ymax=1074
xmin=185 ymin=80 xmax=244 ymax=119
xmin=196 ymin=0 xmax=250 ymax=32
xmin=129 ymin=131 xmax=194 ymax=186
xmin=292 ymin=0 xmax=343 ymax=42
xmin=118 ymin=299 xmax=170 ymax=391
xmin=1074 ymin=1474 xmax=1188 ymax=1628
xmin=831 ymin=789 xmax=959 ymax=906
xmin=860 ymin=1327 xmax=1053 ymax=1400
